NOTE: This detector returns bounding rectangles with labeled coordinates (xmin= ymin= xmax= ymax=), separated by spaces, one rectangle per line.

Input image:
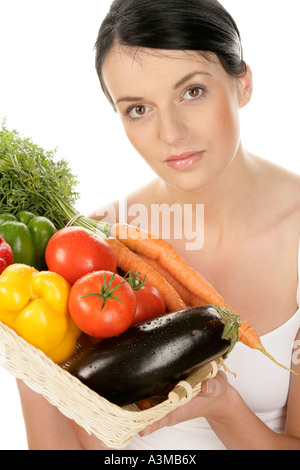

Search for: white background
xmin=0 ymin=0 xmax=299 ymax=449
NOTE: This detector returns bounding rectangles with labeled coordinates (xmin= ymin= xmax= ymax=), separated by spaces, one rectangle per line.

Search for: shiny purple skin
xmin=69 ymin=306 xmax=231 ymax=405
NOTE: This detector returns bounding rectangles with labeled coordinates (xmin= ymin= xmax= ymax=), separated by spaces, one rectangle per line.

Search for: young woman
xmin=17 ymin=0 xmax=300 ymax=450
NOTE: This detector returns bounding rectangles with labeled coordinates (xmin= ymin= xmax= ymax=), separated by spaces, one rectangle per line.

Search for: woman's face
xmin=102 ymin=46 xmax=251 ymax=193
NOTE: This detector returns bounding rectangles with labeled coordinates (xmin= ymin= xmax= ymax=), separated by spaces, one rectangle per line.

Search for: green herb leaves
xmin=0 ymin=119 xmax=79 ymax=228
xmin=0 ymin=119 xmax=110 ymax=238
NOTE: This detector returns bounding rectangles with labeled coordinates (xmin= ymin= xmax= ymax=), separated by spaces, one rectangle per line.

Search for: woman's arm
xmin=16 ymin=380 xmax=83 ymax=450
xmin=284 ymin=329 xmax=300 ymax=443
xmin=16 ymin=379 xmax=111 ymax=450
xmin=208 ymin=375 xmax=300 ymax=450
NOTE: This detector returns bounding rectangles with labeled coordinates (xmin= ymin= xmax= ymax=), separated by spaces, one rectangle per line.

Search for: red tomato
xmin=68 ymin=271 xmax=136 ymax=338
xmin=45 ymin=227 xmax=117 ymax=285
xmin=132 ymin=281 xmax=166 ymax=326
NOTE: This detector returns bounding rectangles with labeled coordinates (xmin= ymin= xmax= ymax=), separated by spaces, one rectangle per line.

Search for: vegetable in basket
xmin=0 ymin=236 xmax=14 ymax=274
xmin=0 ymin=263 xmax=81 ymax=363
xmin=68 ymin=305 xmax=240 ymax=406
xmin=0 ymin=211 xmax=56 ymax=270
xmin=68 ymin=270 xmax=137 ymax=338
xmin=45 ymin=226 xmax=117 ymax=285
xmin=124 ymin=270 xmax=166 ymax=325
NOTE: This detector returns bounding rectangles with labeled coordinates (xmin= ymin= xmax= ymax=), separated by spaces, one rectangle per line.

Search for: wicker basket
xmin=0 ymin=320 xmax=221 ymax=449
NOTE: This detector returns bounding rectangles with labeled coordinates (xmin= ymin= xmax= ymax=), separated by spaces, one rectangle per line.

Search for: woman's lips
xmin=165 ymin=151 xmax=205 ymax=171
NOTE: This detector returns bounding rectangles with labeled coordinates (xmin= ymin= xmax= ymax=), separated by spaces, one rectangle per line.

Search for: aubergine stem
xmin=210 ymin=305 xmax=241 ymax=356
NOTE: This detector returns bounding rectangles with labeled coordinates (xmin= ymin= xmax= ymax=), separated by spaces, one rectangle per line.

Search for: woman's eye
xmin=183 ymin=86 xmax=204 ymax=100
xmin=128 ymin=105 xmax=150 ymax=119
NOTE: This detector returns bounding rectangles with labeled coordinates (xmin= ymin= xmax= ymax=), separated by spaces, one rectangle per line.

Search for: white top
xmin=125 ymin=242 xmax=300 ymax=450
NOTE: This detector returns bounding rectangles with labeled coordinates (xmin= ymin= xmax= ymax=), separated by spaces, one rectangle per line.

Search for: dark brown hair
xmin=95 ymin=0 xmax=247 ymax=105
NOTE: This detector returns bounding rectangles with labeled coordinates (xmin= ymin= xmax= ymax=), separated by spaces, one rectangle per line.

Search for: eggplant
xmin=68 ymin=305 xmax=240 ymax=406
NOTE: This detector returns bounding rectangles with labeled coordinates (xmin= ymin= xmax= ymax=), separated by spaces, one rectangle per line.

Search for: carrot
xmin=236 ymin=320 xmax=298 ymax=374
xmin=110 ymin=223 xmax=159 ymax=241
xmin=111 ymin=223 xmax=298 ymax=375
xmin=111 ymin=223 xmax=227 ymax=306
xmin=137 ymin=398 xmax=153 ymax=410
xmin=138 ymin=253 xmax=206 ymax=307
xmin=106 ymin=237 xmax=186 ymax=313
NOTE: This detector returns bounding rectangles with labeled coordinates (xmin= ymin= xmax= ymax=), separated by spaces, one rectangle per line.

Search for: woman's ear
xmin=237 ymin=64 xmax=253 ymax=108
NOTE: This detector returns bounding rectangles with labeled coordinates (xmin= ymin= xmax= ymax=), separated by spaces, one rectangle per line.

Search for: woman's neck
xmin=161 ymin=145 xmax=258 ymax=241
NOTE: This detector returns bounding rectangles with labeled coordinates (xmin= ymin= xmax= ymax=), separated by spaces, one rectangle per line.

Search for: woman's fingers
xmin=139 ymin=371 xmax=230 ymax=437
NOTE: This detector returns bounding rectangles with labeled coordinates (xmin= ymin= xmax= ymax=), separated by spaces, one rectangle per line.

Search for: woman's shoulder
xmin=254 ymin=156 xmax=300 ymax=226
xmin=254 ymin=154 xmax=300 ymax=188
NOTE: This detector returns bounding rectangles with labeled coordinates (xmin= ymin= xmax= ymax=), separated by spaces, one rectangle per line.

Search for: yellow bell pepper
xmin=0 ymin=263 xmax=81 ymax=363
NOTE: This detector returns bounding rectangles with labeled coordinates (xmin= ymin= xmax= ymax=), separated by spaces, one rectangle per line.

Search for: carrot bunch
xmin=107 ymin=223 xmax=297 ymax=375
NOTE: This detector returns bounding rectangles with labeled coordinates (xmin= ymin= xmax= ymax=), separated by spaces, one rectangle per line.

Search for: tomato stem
xmin=82 ymin=272 xmax=125 ymax=312
xmin=124 ymin=270 xmax=146 ymax=291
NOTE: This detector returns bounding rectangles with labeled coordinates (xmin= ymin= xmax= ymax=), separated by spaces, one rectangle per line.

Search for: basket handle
xmin=168 ymin=360 xmax=220 ymax=404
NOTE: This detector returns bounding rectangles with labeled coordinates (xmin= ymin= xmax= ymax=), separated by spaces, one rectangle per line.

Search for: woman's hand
xmin=139 ymin=371 xmax=237 ymax=437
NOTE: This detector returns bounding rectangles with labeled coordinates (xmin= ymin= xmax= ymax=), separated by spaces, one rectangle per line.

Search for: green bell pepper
xmin=0 ymin=211 xmax=57 ymax=270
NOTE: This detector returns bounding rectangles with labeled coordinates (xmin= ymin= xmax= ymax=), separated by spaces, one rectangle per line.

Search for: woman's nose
xmin=158 ymin=107 xmax=188 ymax=145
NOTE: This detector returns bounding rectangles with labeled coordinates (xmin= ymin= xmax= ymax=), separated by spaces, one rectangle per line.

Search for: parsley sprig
xmin=0 ymin=119 xmax=110 ymax=237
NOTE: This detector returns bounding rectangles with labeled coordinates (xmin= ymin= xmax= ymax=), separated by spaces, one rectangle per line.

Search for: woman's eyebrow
xmin=116 ymin=95 xmax=144 ymax=105
xmin=173 ymin=71 xmax=212 ymax=89
xmin=115 ymin=71 xmax=212 ymax=105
